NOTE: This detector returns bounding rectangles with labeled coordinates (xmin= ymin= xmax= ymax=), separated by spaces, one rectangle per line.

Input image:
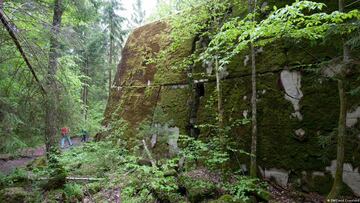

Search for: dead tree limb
xmin=142 ymin=139 xmax=156 ymax=167
xmin=0 ymin=9 xmax=46 ymax=94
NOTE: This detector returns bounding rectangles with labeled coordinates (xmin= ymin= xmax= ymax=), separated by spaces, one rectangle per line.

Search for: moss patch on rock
xmin=178 ymin=175 xmax=219 ymax=203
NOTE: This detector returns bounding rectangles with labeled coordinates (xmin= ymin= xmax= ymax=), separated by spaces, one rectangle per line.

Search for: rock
xmin=137 ymin=159 xmax=153 ymax=166
xmin=150 ymin=134 xmax=157 ymax=148
xmin=167 ymin=126 xmax=180 ymax=156
xmin=326 ymin=160 xmax=360 ymax=196
xmin=294 ymin=128 xmax=306 ymax=141
xmin=346 ymin=106 xmax=360 ymax=127
xmin=27 ymin=156 xmax=47 ymax=169
xmin=178 ymin=175 xmax=218 ymax=203
xmin=102 ymin=11 xmax=360 ymax=197
xmin=0 ymin=187 xmax=31 ymax=203
xmin=163 ymin=169 xmax=177 ymax=177
xmin=262 ymin=168 xmax=289 ymax=187
xmin=0 ymin=154 xmax=13 ymax=161
xmin=209 ymin=194 xmax=235 ymax=203
xmin=280 ymin=70 xmax=303 ymax=121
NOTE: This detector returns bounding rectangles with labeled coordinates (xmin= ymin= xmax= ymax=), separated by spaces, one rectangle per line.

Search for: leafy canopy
xmin=203 ymin=1 xmax=360 ymax=68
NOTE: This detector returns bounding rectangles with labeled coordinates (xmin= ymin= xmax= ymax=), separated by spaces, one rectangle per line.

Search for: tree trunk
xmin=108 ymin=13 xmax=114 ymax=93
xmin=249 ymin=43 xmax=257 ymax=178
xmin=215 ymin=56 xmax=224 ymax=128
xmin=249 ymin=0 xmax=258 ymax=178
xmin=82 ymin=54 xmax=89 ymax=121
xmin=45 ymin=0 xmax=64 ymax=154
xmin=328 ymin=79 xmax=347 ymax=199
xmin=328 ymin=0 xmax=348 ymax=198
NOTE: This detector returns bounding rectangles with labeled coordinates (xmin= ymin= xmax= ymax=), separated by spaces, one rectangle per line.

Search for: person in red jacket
xmin=60 ymin=127 xmax=73 ymax=148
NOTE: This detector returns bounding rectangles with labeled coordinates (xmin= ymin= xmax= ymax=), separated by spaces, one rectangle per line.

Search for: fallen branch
xmin=66 ymin=177 xmax=104 ymax=181
xmin=142 ymin=139 xmax=156 ymax=167
xmin=34 ymin=176 xmax=104 ymax=182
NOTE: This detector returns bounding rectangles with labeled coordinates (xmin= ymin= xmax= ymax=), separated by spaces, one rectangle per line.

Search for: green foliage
xmin=58 ymin=139 xmax=183 ymax=202
xmin=0 ymin=136 xmax=28 ymax=154
xmin=59 ymin=141 xmax=125 ymax=176
xmin=223 ymin=176 xmax=269 ymax=202
xmin=0 ymin=186 xmax=31 ymax=203
xmin=153 ymin=0 xmax=235 ymax=71
xmin=102 ymin=0 xmax=128 ymax=54
xmin=0 ymin=169 xmax=29 ymax=188
xmin=0 ymin=173 xmax=6 ymax=189
xmin=0 ymin=0 xmax=124 ymax=152
xmin=179 ymin=132 xmax=249 ymax=170
xmin=179 ymin=175 xmax=218 ymax=202
xmin=204 ymin=1 xmax=360 ymax=67
xmin=63 ymin=183 xmax=84 ymax=201
xmin=41 ymin=149 xmax=67 ymax=190
xmin=86 ymin=182 xmax=102 ymax=194
xmin=120 ymin=162 xmax=182 ymax=203
xmin=107 ymin=118 xmax=130 ymax=146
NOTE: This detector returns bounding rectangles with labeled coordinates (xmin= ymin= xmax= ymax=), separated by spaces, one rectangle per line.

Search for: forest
xmin=0 ymin=0 xmax=360 ymax=202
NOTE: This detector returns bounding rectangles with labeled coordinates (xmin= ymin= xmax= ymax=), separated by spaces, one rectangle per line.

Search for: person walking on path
xmin=61 ymin=127 xmax=73 ymax=148
xmin=80 ymin=129 xmax=89 ymax=142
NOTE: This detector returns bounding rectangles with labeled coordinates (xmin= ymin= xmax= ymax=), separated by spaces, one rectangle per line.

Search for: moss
xmin=0 ymin=187 xmax=31 ymax=203
xmin=103 ymin=3 xmax=360 ymax=195
xmin=308 ymin=173 xmax=333 ymax=195
xmin=158 ymin=86 xmax=191 ymax=133
xmin=27 ymin=156 xmax=47 ymax=170
xmin=178 ymin=175 xmax=219 ymax=203
xmin=42 ymin=149 xmax=67 ymax=190
xmin=43 ymin=189 xmax=65 ymax=202
xmin=209 ymin=194 xmax=239 ymax=203
xmin=63 ymin=183 xmax=84 ymax=202
xmin=87 ymin=182 xmax=102 ymax=194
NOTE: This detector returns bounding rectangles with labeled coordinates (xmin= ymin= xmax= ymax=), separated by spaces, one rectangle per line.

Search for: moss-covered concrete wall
xmin=103 ymin=5 xmax=360 ymax=195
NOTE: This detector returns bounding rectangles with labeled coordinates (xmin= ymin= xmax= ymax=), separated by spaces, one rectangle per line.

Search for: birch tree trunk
xmin=249 ymin=0 xmax=258 ymax=178
xmin=215 ymin=56 xmax=224 ymax=128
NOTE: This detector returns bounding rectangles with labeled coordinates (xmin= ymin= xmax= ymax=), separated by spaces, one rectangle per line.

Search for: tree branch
xmin=0 ymin=9 xmax=46 ymax=94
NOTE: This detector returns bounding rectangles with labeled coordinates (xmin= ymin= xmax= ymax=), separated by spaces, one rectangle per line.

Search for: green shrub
xmin=121 ymin=164 xmax=181 ymax=202
xmin=0 ymin=173 xmax=6 ymax=189
xmin=86 ymin=182 xmax=102 ymax=194
xmin=2 ymin=169 xmax=29 ymax=187
xmin=64 ymin=183 xmax=83 ymax=201
xmin=59 ymin=141 xmax=125 ymax=176
xmin=178 ymin=175 xmax=218 ymax=202
xmin=224 ymin=177 xmax=269 ymax=202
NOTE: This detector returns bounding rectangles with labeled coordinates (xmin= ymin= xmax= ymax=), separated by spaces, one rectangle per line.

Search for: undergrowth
xmin=55 ymin=137 xmax=269 ymax=202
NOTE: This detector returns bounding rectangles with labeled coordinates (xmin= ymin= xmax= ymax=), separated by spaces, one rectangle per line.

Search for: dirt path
xmin=0 ymin=137 xmax=84 ymax=175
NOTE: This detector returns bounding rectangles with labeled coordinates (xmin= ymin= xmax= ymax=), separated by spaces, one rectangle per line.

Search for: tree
xmin=102 ymin=0 xmax=127 ymax=93
xmin=0 ymin=2 xmax=46 ymax=94
xmin=248 ymin=0 xmax=258 ymax=178
xmin=0 ymin=0 xmax=111 ymax=153
xmin=327 ymin=0 xmax=351 ymax=199
xmin=131 ymin=0 xmax=145 ymax=28
xmin=45 ymin=0 xmax=64 ymax=154
xmin=215 ymin=56 xmax=224 ymax=128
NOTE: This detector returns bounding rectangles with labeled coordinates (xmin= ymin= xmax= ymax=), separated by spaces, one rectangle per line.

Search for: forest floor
xmin=0 ymin=139 xmax=328 ymax=203
xmin=0 ymin=137 xmax=84 ymax=174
